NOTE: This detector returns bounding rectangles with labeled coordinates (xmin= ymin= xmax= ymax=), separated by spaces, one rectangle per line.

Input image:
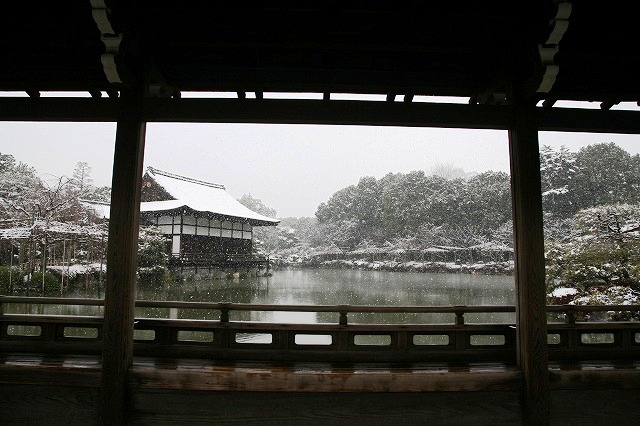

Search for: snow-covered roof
xmin=0 ymin=220 xmax=107 ymax=240
xmin=423 ymin=247 xmax=449 ymax=253
xmin=141 ymin=167 xmax=279 ymax=226
xmin=80 ymin=199 xmax=111 ymax=220
xmin=467 ymin=242 xmax=514 ymax=252
xmin=0 ymin=226 xmax=31 ymax=239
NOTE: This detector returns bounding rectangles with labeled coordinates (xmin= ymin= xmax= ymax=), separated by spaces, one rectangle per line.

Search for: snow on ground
xmin=550 ymin=287 xmax=579 ymax=298
xmin=297 ymin=259 xmax=514 ymax=274
xmin=47 ymin=263 xmax=106 ymax=277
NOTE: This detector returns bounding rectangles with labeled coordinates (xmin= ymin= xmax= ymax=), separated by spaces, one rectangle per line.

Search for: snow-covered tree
xmin=546 ymin=203 xmax=640 ymax=292
xmin=570 ymin=143 xmax=640 ymax=211
xmin=137 ymin=226 xmax=170 ymax=287
xmin=69 ymin=161 xmax=94 ymax=198
xmin=430 ymin=162 xmax=472 ymax=180
xmin=238 ymin=193 xmax=277 ymax=219
xmin=459 ymin=171 xmax=511 ymax=231
xmin=540 ymin=144 xmax=577 ymax=218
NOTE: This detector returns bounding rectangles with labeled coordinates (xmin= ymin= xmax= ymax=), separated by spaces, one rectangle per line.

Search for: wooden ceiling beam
xmin=1 ymin=97 xmax=640 ymax=134
xmin=142 ymin=98 xmax=512 ymax=129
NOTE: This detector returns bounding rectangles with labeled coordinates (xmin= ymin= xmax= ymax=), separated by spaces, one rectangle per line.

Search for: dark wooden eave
xmin=2 ymin=1 xmax=639 ymax=108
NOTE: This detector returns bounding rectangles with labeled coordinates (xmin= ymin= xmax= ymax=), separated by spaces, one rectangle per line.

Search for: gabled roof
xmin=140 ymin=167 xmax=279 ymax=226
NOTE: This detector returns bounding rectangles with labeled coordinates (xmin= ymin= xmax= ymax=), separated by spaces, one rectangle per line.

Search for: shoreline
xmin=272 ymin=258 xmax=515 ymax=275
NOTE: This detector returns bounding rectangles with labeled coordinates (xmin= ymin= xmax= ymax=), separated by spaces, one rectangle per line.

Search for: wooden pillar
xmin=508 ymin=104 xmax=549 ymax=425
xmin=101 ymin=90 xmax=146 ymax=424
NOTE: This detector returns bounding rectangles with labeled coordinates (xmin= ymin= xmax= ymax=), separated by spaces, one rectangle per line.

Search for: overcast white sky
xmin=2 ymin=101 xmax=640 ymax=217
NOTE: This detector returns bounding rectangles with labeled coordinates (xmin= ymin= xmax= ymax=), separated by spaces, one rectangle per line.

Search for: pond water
xmin=7 ymin=268 xmax=516 ymax=325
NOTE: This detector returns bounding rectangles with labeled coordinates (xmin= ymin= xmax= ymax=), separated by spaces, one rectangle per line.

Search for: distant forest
xmin=242 ymin=142 xmax=640 ymax=254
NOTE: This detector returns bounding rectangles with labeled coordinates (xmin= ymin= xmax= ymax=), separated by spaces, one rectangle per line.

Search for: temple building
xmin=139 ymin=167 xmax=279 ymax=274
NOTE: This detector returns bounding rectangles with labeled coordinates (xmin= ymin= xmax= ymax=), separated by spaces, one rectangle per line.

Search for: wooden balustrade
xmin=1 ymin=296 xmax=639 ymax=363
xmin=169 ymin=252 xmax=270 ymax=268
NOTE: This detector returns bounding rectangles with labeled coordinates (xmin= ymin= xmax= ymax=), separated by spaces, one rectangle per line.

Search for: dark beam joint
xmin=404 ymin=94 xmax=414 ymax=103
xmin=542 ymin=98 xmax=556 ymax=108
xmin=26 ymin=90 xmax=40 ymax=98
xmin=89 ymin=90 xmax=103 ymax=98
xmin=255 ymin=91 xmax=263 ymax=100
xmin=148 ymin=84 xmax=176 ymax=98
xmin=478 ymin=91 xmax=507 ymax=105
xmin=386 ymin=93 xmax=396 ymax=103
xmin=106 ymin=90 xmax=119 ymax=98
xmin=237 ymin=91 xmax=246 ymax=100
xmin=146 ymin=64 xmax=177 ymax=98
xmin=600 ymin=100 xmax=619 ymax=111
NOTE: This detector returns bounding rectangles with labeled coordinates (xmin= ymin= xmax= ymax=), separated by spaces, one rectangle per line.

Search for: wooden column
xmin=508 ymin=104 xmax=549 ymax=425
xmin=101 ymin=90 xmax=146 ymax=424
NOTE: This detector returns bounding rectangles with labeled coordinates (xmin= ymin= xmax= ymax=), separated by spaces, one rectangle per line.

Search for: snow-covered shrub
xmin=0 ymin=266 xmax=23 ymax=293
xmin=545 ymin=203 xmax=640 ymax=292
xmin=137 ymin=226 xmax=170 ymax=287
xmin=570 ymin=286 xmax=640 ymax=321
xmin=31 ymin=271 xmax=60 ymax=292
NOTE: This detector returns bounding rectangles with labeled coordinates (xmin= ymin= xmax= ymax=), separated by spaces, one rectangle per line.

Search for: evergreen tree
xmin=570 ymin=143 xmax=640 ymax=211
xmin=539 ymin=144 xmax=577 ymax=218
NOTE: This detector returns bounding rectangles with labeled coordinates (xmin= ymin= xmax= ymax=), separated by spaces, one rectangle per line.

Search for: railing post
xmin=454 ymin=307 xmax=467 ymax=352
xmin=564 ymin=306 xmax=576 ymax=325
xmin=564 ymin=306 xmax=578 ymax=351
xmin=338 ymin=305 xmax=349 ymax=325
xmin=454 ymin=307 xmax=465 ymax=325
xmin=219 ymin=303 xmax=230 ymax=323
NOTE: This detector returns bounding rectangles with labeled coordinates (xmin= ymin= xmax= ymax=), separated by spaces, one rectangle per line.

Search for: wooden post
xmin=9 ymin=239 xmax=13 ymax=292
xmin=508 ymin=104 xmax=549 ymax=424
xmin=101 ymin=90 xmax=146 ymax=425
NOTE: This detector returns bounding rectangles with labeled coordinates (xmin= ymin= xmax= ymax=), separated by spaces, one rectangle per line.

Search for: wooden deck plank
xmin=2 ymin=354 xmax=640 ymax=424
xmin=130 ymin=390 xmax=523 ymax=426
xmin=129 ymin=359 xmax=522 ymax=393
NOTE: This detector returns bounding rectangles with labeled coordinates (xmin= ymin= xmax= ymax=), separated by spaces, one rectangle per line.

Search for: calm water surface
xmin=141 ymin=268 xmax=515 ymax=324
xmin=9 ymin=269 xmax=516 ymax=324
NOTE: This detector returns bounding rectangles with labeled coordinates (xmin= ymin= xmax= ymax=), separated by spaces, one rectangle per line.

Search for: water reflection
xmin=137 ymin=269 xmax=515 ymax=324
xmin=6 ymin=269 xmax=515 ymax=324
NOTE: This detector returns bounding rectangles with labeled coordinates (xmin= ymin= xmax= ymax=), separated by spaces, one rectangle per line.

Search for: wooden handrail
xmin=2 ymin=296 xmax=639 ymax=362
xmin=0 ymin=295 xmax=512 ymax=314
xmin=2 ymin=296 xmax=639 ymax=318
